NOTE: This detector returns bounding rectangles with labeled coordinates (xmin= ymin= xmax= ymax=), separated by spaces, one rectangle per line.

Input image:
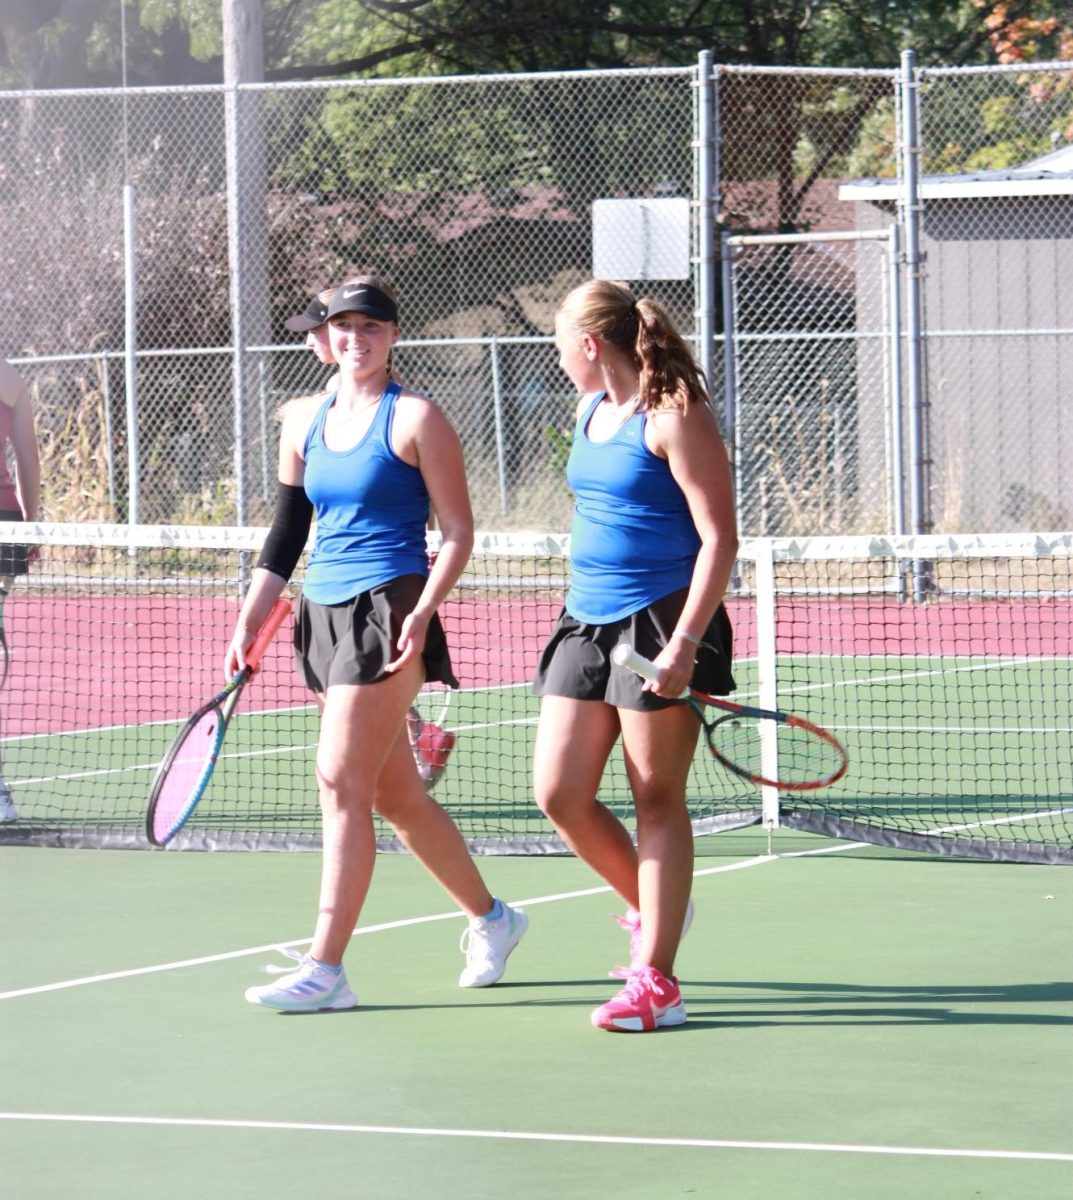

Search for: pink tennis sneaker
xmin=591 ymin=966 xmax=687 ymax=1033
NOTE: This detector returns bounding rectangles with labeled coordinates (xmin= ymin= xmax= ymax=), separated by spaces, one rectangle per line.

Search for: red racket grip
xmin=245 ymin=597 xmax=293 ymax=672
xmin=610 ymin=644 xmax=690 ymax=699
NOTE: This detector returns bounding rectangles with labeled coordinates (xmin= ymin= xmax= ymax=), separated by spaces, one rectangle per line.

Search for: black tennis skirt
xmin=533 ymin=587 xmax=734 ymax=712
xmin=294 ymin=573 xmax=458 ymax=693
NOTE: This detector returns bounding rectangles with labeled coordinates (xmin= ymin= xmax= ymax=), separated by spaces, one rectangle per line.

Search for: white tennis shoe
xmin=0 ymin=779 xmax=17 ymax=823
xmin=245 ymin=949 xmax=357 ymax=1012
xmin=458 ymin=900 xmax=528 ymax=987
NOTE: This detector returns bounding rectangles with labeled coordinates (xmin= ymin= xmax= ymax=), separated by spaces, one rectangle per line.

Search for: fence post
xmin=123 ymin=184 xmax=140 ymax=526
xmin=899 ymin=49 xmax=930 ymax=598
xmin=887 ymin=224 xmax=906 ymax=535
xmin=695 ymin=51 xmax=716 ymax=396
xmin=489 ymin=338 xmax=508 ymax=516
xmin=720 ymin=231 xmax=738 ymax=475
xmin=900 ymin=49 xmax=926 ymax=534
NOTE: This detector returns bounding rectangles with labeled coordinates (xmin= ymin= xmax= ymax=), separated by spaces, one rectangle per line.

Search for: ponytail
xmin=633 ymin=297 xmax=710 ymax=413
xmin=557 ymin=279 xmax=710 ymax=413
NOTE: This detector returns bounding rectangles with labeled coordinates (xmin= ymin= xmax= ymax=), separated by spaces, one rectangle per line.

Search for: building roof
xmin=840 ymin=170 xmax=1073 ymax=201
xmin=1018 ymin=142 xmax=1073 ymax=172
xmin=839 ymin=142 xmax=1073 ymax=202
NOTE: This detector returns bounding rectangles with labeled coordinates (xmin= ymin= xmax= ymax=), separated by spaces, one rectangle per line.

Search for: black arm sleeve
xmin=257 ymin=482 xmax=313 ymax=581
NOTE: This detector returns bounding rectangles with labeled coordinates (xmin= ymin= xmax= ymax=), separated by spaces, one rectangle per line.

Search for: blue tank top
xmin=566 ymin=392 xmax=701 ymax=624
xmin=301 ymin=382 xmax=429 ymax=604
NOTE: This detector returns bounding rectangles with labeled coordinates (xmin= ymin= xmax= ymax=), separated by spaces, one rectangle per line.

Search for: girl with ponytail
xmin=534 ymin=279 xmax=738 ymax=1032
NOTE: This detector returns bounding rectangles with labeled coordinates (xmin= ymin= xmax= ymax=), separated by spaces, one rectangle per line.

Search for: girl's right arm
xmin=224 ymin=400 xmax=314 ymax=676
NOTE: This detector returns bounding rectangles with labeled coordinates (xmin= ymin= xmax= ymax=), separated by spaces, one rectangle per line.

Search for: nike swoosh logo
xmin=342 ymin=287 xmax=366 ymax=299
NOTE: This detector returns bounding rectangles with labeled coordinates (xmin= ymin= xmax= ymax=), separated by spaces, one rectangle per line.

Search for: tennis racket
xmin=0 ymin=574 xmax=11 ymax=690
xmin=146 ymin=597 xmax=293 ymax=847
xmin=611 ymin=644 xmax=847 ymax=791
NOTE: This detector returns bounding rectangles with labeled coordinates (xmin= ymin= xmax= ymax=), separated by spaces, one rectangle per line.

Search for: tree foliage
xmin=3 ymin=0 xmax=1073 ymax=91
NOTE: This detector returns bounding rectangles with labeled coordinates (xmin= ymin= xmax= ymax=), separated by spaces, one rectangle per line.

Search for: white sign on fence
xmin=592 ymin=197 xmax=691 ymax=280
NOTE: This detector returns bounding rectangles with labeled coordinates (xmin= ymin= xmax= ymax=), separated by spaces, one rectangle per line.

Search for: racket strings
xmin=706 ymin=712 xmax=846 ymax=789
xmin=148 ymin=707 xmax=225 ymax=843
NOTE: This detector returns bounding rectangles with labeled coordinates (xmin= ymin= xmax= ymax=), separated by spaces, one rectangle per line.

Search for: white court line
xmin=0 ymin=856 xmax=776 ymax=1002
xmin=0 ymin=1112 xmax=1069 ymax=1162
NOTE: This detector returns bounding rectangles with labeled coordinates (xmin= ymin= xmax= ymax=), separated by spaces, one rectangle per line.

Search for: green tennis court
xmin=3 ymin=831 xmax=1071 ymax=1199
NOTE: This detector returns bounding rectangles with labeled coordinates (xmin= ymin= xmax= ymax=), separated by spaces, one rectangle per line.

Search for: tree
xmin=3 ymin=1 xmax=1073 ymax=91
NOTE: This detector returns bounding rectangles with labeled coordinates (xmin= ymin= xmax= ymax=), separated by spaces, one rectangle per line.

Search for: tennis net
xmin=0 ymin=523 xmax=1069 ymax=862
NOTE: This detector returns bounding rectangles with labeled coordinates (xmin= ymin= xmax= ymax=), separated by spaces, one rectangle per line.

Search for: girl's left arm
xmin=647 ymin=403 xmax=739 ymax=698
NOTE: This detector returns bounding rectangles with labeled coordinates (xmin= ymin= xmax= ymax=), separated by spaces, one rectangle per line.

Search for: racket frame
xmin=610 ymin=644 xmax=847 ymax=791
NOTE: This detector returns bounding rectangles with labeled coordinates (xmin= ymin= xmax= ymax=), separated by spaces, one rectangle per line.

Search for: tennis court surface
xmin=1 ymin=524 xmax=1071 ymax=1196
xmin=3 ymin=834 xmax=1071 ymax=1199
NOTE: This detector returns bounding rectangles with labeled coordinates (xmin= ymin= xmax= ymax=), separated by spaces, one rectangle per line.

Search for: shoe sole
xmin=245 ymin=986 xmax=358 ymax=1012
xmin=458 ymin=909 xmax=529 ymax=988
xmin=592 ymin=1001 xmax=688 ymax=1033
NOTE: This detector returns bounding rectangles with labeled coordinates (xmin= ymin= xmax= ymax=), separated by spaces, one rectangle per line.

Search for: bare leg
xmin=619 ymin=704 xmax=700 ymax=978
xmin=309 ymin=660 xmax=425 ymax=965
xmin=373 ymin=728 xmax=493 ymax=919
xmin=533 ymin=695 xmax=640 ymax=908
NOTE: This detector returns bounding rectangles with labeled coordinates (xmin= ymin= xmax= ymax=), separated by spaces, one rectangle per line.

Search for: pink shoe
xmin=614 ymin=898 xmax=695 ymax=968
xmin=412 ymin=721 xmax=456 ymax=788
xmin=591 ymin=966 xmax=687 ymax=1032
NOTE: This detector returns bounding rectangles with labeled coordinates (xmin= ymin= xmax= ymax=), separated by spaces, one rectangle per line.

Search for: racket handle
xmin=245 ymin=596 xmax=293 ymax=672
xmin=610 ymin=644 xmax=690 ymax=700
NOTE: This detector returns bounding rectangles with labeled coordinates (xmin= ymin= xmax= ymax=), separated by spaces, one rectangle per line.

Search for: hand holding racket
xmin=146 ymin=597 xmax=293 ymax=847
xmin=612 ymin=644 xmax=847 ymax=791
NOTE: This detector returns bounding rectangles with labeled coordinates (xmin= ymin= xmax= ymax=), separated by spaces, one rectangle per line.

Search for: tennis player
xmin=283 ymin=287 xmax=339 ymax=392
xmin=230 ymin=276 xmax=526 ymax=1012
xmin=533 ymin=279 xmax=737 ymax=1032
xmin=284 ymin=287 xmax=455 ymax=789
xmin=0 ymin=359 xmax=41 ymax=823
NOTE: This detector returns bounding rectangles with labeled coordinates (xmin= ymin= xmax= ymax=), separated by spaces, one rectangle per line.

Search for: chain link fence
xmin=1 ymin=69 xmax=696 ymax=531
xmin=2 ymin=58 xmax=1072 ymax=534
xmin=914 ymin=63 xmax=1073 ymax=532
xmin=722 ymin=229 xmax=900 ymax=536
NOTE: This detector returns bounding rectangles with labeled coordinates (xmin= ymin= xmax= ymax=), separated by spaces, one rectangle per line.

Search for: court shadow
xmin=274 ymin=1007 xmax=364 ymax=1017
xmin=679 ymin=978 xmax=1073 ymax=1027
xmin=262 ymin=979 xmax=1073 ymax=1024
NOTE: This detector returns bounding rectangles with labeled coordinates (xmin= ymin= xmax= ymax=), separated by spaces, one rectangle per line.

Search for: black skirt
xmin=294 ymin=573 xmax=458 ymax=693
xmin=533 ymin=587 xmax=734 ymax=712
